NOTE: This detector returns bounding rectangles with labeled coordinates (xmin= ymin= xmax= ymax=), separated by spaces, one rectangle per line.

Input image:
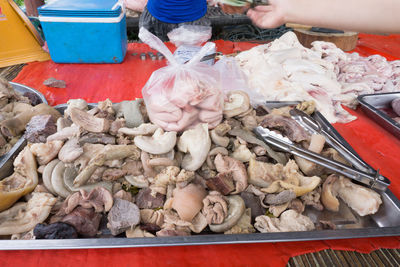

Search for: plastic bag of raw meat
xmin=138 ymin=27 xmax=223 ymax=132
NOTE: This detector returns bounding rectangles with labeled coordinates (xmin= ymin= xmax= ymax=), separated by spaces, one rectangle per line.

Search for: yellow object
xmin=0 ymin=0 xmax=50 ymax=68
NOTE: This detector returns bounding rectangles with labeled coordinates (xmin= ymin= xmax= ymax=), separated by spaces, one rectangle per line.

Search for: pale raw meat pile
xmin=0 ymin=96 xmax=382 ymax=239
xmin=235 ymin=31 xmax=400 ymax=124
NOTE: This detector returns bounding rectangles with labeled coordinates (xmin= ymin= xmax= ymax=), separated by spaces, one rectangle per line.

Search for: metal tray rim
xmin=357 ymin=92 xmax=400 ymax=120
xmin=0 ymin=225 xmax=399 ymax=250
xmin=9 ymin=82 xmax=48 ymax=105
xmin=0 ymin=82 xmax=47 ymax=176
xmin=357 ymin=93 xmax=400 ymax=138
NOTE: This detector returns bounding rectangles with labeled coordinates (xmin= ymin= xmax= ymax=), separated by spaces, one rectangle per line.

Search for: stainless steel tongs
xmin=289 ymin=108 xmax=373 ymax=173
xmin=253 ymin=126 xmax=391 ymax=191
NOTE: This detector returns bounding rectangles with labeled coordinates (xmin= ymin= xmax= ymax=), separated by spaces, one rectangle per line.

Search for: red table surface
xmin=3 ymin=34 xmax=400 ymax=267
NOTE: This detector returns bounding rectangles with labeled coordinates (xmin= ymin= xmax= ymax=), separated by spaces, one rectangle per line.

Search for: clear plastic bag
xmin=139 ymin=27 xmax=223 ymax=132
xmin=214 ymin=56 xmax=265 ymax=107
xmin=167 ymin=25 xmax=212 ymax=47
xmin=168 ymin=25 xmax=215 ymax=65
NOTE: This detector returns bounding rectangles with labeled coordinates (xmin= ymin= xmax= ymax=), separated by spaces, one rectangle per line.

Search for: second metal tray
xmin=358 ymin=92 xmax=400 ymax=139
xmin=9 ymin=82 xmax=47 ymax=104
xmin=0 ymin=82 xmax=47 ymax=179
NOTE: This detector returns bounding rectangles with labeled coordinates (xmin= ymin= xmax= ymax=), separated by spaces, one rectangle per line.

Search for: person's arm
xmin=247 ymin=0 xmax=400 ymax=34
xmin=24 ymin=0 xmax=45 ymax=17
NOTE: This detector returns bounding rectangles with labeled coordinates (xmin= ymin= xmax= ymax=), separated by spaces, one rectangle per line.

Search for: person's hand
xmin=247 ymin=0 xmax=287 ymax=29
xmin=219 ymin=3 xmax=251 ymax=15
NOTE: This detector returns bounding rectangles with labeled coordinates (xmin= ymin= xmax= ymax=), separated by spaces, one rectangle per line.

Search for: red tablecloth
xmin=2 ymin=34 xmax=400 ymax=267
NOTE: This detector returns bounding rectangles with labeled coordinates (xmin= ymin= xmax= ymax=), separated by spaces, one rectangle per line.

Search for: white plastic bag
xmin=139 ymin=27 xmax=223 ymax=132
xmin=167 ymin=25 xmax=212 ymax=47
xmin=167 ymin=25 xmax=215 ymax=65
xmin=214 ymin=56 xmax=265 ymax=106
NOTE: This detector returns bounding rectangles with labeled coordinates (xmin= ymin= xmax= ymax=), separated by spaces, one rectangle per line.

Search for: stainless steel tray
xmin=9 ymin=82 xmax=47 ymax=104
xmin=0 ymin=101 xmax=399 ymax=250
xmin=358 ymin=92 xmax=400 ymax=139
xmin=0 ymin=82 xmax=47 ymax=179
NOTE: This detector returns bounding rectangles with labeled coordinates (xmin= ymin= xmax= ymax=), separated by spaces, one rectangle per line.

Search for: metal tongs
xmin=289 ymin=108 xmax=373 ymax=173
xmin=254 ymin=124 xmax=391 ymax=191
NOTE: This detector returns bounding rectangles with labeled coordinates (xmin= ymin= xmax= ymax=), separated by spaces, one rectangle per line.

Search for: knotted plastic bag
xmin=139 ymin=27 xmax=223 ymax=132
xmin=167 ymin=25 xmax=212 ymax=47
xmin=168 ymin=25 xmax=215 ymax=65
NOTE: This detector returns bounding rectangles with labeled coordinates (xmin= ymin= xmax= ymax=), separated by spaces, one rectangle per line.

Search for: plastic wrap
xmin=167 ymin=25 xmax=212 ymax=47
xmin=139 ymin=27 xmax=223 ymax=132
xmin=214 ymin=56 xmax=265 ymax=106
xmin=168 ymin=25 xmax=215 ymax=65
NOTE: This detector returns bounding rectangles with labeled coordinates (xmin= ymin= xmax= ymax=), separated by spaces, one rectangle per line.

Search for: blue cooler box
xmin=38 ymin=0 xmax=127 ymax=63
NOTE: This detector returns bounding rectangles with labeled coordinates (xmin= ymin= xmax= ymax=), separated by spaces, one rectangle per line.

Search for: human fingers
xmin=247 ymin=7 xmax=283 ymax=29
xmin=250 ymin=5 xmax=274 ymax=12
xmin=247 ymin=10 xmax=265 ymax=28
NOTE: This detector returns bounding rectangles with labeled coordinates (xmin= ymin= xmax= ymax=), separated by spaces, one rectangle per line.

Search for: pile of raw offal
xmin=0 ymin=93 xmax=382 ymax=240
xmin=235 ymin=31 xmax=400 ymax=123
xmin=0 ymin=78 xmax=56 ymax=157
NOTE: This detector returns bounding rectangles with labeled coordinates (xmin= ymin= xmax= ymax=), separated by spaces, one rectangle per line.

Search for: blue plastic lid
xmin=38 ymin=0 xmax=122 ymax=17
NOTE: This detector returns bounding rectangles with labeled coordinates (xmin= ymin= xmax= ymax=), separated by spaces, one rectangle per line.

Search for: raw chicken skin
xmin=236 ymin=31 xmax=400 ymax=124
